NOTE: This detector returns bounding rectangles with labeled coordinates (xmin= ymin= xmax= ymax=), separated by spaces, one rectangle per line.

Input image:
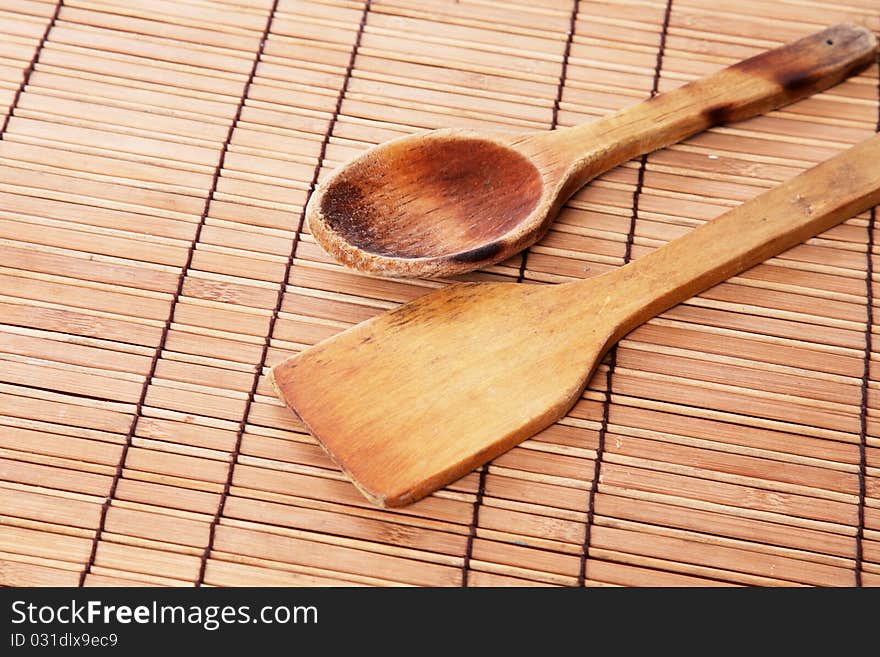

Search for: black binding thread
xmin=855 ymin=48 xmax=880 ymax=588
xmin=578 ymin=0 xmax=673 ymax=586
xmin=855 ymin=204 xmax=874 ymax=586
xmin=194 ymin=0 xmax=372 ymax=586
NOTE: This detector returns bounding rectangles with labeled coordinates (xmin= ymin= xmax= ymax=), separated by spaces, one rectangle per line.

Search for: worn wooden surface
xmin=307 ymin=24 xmax=877 ymax=277
xmin=273 ymin=133 xmax=880 ymax=507
xmin=0 ymin=0 xmax=878 ymax=587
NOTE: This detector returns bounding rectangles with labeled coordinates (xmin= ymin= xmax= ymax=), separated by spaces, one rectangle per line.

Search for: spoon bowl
xmin=310 ymin=129 xmax=550 ymax=273
xmin=305 ymin=24 xmax=877 ymax=277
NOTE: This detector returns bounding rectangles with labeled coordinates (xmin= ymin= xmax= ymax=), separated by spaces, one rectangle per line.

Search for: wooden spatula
xmin=271 ymin=133 xmax=880 ymax=508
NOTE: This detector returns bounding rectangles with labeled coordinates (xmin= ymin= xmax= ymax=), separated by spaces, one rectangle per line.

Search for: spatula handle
xmin=554 ymin=24 xmax=877 ymax=190
xmin=604 ymin=132 xmax=880 ymax=340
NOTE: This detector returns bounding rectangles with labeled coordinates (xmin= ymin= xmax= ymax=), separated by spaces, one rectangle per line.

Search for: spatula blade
xmin=270 ymin=282 xmax=606 ymax=507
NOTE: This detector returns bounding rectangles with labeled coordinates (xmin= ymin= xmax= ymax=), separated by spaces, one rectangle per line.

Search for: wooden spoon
xmin=307 ymin=24 xmax=877 ymax=278
xmin=272 ymin=132 xmax=880 ymax=508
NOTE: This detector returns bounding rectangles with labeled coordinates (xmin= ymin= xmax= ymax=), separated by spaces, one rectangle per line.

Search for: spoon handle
xmin=552 ymin=24 xmax=877 ymax=190
xmin=597 ymin=132 xmax=880 ymax=341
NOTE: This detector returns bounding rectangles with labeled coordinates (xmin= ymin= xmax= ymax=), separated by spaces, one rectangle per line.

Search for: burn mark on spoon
xmin=730 ymin=24 xmax=876 ymax=95
xmin=698 ymin=26 xmax=876 ymax=127
xmin=450 ymin=241 xmax=503 ymax=264
xmin=703 ymin=103 xmax=736 ymax=125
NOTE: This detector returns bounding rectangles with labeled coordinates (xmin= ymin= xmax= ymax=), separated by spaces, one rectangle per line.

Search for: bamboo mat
xmin=0 ymin=0 xmax=878 ymax=588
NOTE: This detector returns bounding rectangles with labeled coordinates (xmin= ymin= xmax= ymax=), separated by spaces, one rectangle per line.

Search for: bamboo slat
xmin=0 ymin=0 xmax=877 ymax=587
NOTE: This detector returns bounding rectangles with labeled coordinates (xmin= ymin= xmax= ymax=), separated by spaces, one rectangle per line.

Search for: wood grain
xmin=307 ymin=24 xmax=877 ymax=277
xmin=272 ymin=132 xmax=880 ymax=507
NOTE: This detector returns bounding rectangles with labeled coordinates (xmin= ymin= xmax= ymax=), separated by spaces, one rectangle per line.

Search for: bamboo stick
xmin=0 ymin=559 xmax=82 ymax=586
xmin=583 ymin=558 xmax=738 ymax=586
xmin=205 ymin=551 xmax=403 ymax=587
xmin=590 ymin=524 xmax=853 ymax=586
xmin=60 ymin=5 xmax=262 ymax=51
xmin=601 ymin=461 xmax=856 ymax=525
xmin=222 ymin=495 xmax=468 ymax=557
xmin=215 ymin=521 xmax=462 ymax=586
xmin=114 ymin=478 xmax=220 ymax=515
xmin=596 ymin=492 xmax=855 ymax=560
xmin=103 ymin=506 xmax=210 ymax=548
xmin=587 ymin=546 xmax=804 ymax=586
xmin=204 ymin=558 xmax=370 ymax=587
xmin=85 ymin=564 xmax=192 ymax=587
xmin=82 ymin=572 xmax=153 ymax=586
xmin=0 ymin=486 xmax=101 ymax=529
xmin=94 ymin=541 xmax=202 ymax=581
xmin=0 ymin=523 xmax=93 ymax=563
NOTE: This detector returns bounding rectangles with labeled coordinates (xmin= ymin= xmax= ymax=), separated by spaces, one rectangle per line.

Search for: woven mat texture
xmin=0 ymin=0 xmax=879 ymax=587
